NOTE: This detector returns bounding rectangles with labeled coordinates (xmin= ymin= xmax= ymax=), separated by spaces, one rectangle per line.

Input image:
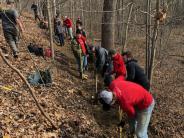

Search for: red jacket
xmin=64 ymin=18 xmax=72 ymax=28
xmin=77 ymin=36 xmax=86 ymax=55
xmin=109 ymin=76 xmax=153 ymax=118
xmin=112 ymin=53 xmax=127 ymax=78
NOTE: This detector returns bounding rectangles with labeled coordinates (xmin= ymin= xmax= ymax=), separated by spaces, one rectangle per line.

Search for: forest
xmin=0 ymin=0 xmax=183 ymax=137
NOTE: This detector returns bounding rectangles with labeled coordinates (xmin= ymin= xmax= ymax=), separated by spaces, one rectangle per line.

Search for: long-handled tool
xmin=119 ymin=106 xmax=123 ymax=138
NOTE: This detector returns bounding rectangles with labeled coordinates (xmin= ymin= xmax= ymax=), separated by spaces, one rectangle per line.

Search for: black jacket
xmin=31 ymin=4 xmax=38 ymax=14
xmin=126 ymin=59 xmax=150 ymax=90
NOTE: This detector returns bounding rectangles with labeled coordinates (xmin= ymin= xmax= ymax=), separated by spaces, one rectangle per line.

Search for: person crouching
xmin=99 ymin=76 xmax=155 ymax=138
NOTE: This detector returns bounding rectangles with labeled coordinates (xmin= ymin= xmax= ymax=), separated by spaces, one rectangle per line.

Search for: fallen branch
xmin=0 ymin=49 xmax=57 ymax=129
xmin=169 ymin=54 xmax=184 ymax=58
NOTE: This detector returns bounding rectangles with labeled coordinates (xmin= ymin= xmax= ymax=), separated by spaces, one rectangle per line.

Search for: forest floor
xmin=0 ymin=13 xmax=183 ymax=138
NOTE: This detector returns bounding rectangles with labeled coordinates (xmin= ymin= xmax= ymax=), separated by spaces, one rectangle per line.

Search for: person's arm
xmin=13 ymin=9 xmax=25 ymax=33
xmin=121 ymin=102 xmax=136 ymax=119
xmin=16 ymin=17 xmax=24 ymax=33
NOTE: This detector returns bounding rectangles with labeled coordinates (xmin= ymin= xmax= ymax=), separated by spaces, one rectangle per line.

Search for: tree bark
xmin=53 ymin=0 xmax=57 ymax=16
xmin=101 ymin=0 xmax=117 ymax=50
xmin=148 ymin=0 xmax=160 ymax=85
xmin=121 ymin=2 xmax=133 ymax=52
xmin=145 ymin=0 xmax=151 ymax=76
xmin=47 ymin=0 xmax=54 ymax=60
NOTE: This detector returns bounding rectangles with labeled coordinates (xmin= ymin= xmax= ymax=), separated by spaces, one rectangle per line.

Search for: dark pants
xmin=3 ymin=30 xmax=19 ymax=56
xmin=57 ymin=33 xmax=65 ymax=46
xmin=34 ymin=13 xmax=40 ymax=21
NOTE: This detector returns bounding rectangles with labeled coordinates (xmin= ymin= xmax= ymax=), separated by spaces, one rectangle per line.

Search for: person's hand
xmin=117 ymin=120 xmax=125 ymax=127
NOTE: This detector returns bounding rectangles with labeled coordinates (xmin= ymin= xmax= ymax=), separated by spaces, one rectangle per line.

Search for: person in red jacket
xmin=63 ymin=16 xmax=73 ymax=39
xmin=76 ymin=32 xmax=88 ymax=78
xmin=99 ymin=76 xmax=155 ymax=138
xmin=108 ymin=49 xmax=127 ymax=79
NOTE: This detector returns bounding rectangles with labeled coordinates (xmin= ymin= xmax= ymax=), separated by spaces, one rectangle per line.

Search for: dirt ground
xmin=0 ymin=13 xmax=183 ymax=137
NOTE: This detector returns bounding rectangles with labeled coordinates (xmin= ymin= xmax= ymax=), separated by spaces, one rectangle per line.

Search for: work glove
xmin=117 ymin=120 xmax=125 ymax=127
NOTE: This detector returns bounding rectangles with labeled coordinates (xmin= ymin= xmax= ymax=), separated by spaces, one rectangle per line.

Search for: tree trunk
xmin=89 ymin=0 xmax=92 ymax=34
xmin=120 ymin=0 xmax=124 ymax=48
xmin=47 ymin=0 xmax=54 ymax=60
xmin=101 ymin=0 xmax=117 ymax=50
xmin=148 ymin=0 xmax=160 ymax=85
xmin=53 ymin=0 xmax=57 ymax=16
xmin=145 ymin=0 xmax=151 ymax=76
xmin=81 ymin=0 xmax=85 ymax=29
xmin=121 ymin=2 xmax=133 ymax=52
xmin=16 ymin=0 xmax=21 ymax=13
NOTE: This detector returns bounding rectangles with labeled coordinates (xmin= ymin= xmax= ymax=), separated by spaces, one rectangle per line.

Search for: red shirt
xmin=64 ymin=18 xmax=72 ymax=28
xmin=112 ymin=53 xmax=126 ymax=78
xmin=109 ymin=76 xmax=153 ymax=118
xmin=77 ymin=37 xmax=86 ymax=55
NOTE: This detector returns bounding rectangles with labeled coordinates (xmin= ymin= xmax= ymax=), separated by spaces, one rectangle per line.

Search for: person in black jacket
xmin=123 ymin=51 xmax=150 ymax=91
xmin=31 ymin=2 xmax=40 ymax=21
xmin=54 ymin=14 xmax=65 ymax=46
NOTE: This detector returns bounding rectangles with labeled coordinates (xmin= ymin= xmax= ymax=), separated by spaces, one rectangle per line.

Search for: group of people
xmin=69 ymin=20 xmax=154 ymax=137
xmin=92 ymin=48 xmax=154 ymax=138
xmin=0 ymin=1 xmax=155 ymax=137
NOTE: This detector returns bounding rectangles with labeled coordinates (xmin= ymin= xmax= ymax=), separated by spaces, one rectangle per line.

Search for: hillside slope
xmin=0 ymin=13 xmax=183 ymax=137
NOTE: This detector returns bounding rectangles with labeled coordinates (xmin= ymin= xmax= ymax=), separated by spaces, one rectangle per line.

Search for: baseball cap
xmin=99 ymin=90 xmax=113 ymax=111
xmin=99 ymin=90 xmax=113 ymax=104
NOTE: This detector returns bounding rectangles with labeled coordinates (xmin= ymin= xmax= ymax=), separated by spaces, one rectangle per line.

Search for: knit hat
xmin=109 ymin=49 xmax=116 ymax=56
xmin=122 ymin=51 xmax=132 ymax=58
xmin=99 ymin=90 xmax=113 ymax=105
xmin=6 ymin=0 xmax=14 ymax=4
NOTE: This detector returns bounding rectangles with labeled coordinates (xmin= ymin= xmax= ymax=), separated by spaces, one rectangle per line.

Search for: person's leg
xmin=79 ymin=56 xmax=84 ymax=78
xmin=68 ymin=27 xmax=73 ymax=39
xmin=61 ymin=33 xmax=65 ymax=46
xmin=58 ymin=34 xmax=63 ymax=46
xmin=128 ymin=118 xmax=136 ymax=135
xmin=83 ymin=55 xmax=88 ymax=70
xmin=4 ymin=32 xmax=18 ymax=58
xmin=135 ymin=100 xmax=155 ymax=138
xmin=36 ymin=14 xmax=41 ymax=21
xmin=34 ymin=13 xmax=37 ymax=21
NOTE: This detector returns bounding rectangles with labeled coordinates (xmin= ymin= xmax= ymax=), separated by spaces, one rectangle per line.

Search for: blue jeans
xmin=57 ymin=33 xmax=65 ymax=46
xmin=129 ymin=100 xmax=155 ymax=138
xmin=76 ymin=55 xmax=88 ymax=72
xmin=67 ymin=27 xmax=73 ymax=39
xmin=83 ymin=55 xmax=88 ymax=70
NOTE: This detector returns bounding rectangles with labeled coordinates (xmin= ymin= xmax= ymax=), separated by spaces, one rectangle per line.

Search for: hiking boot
xmin=85 ymin=66 xmax=88 ymax=71
xmin=80 ymin=72 xmax=83 ymax=79
xmin=13 ymin=54 xmax=19 ymax=59
xmin=4 ymin=54 xmax=9 ymax=58
xmin=82 ymin=74 xmax=88 ymax=80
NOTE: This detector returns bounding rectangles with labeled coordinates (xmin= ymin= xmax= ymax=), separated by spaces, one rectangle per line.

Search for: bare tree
xmin=101 ymin=0 xmax=117 ymax=50
xmin=148 ymin=0 xmax=160 ymax=84
xmin=122 ymin=2 xmax=134 ymax=51
xmin=47 ymin=0 xmax=54 ymax=59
